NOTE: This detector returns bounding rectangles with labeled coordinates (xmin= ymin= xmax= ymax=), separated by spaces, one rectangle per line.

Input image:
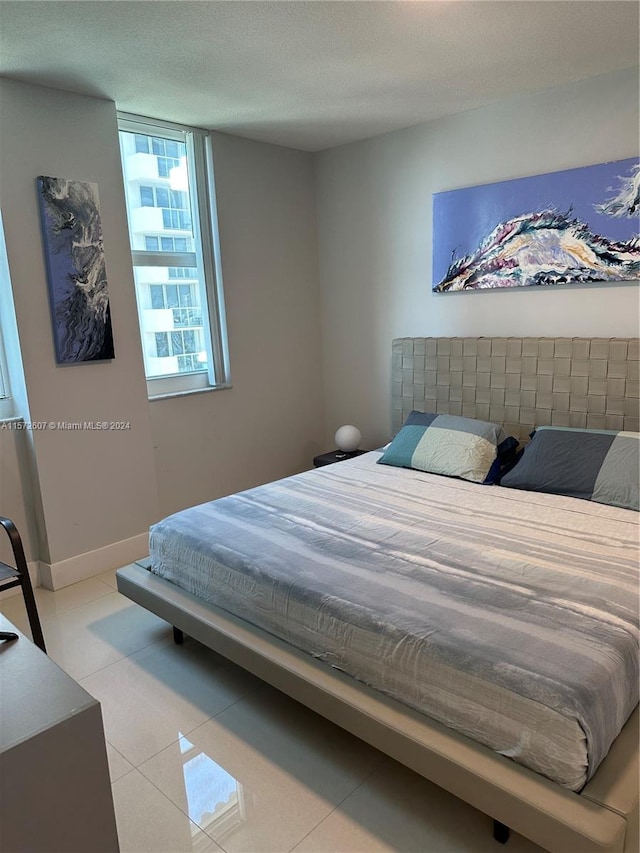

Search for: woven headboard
xmin=392 ymin=337 xmax=640 ymax=442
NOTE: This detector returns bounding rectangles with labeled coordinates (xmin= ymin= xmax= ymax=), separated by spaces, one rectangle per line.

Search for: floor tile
xmin=112 ymin=768 xmax=224 ymax=853
xmin=81 ymin=636 xmax=262 ymax=767
xmin=40 ymin=591 xmax=171 ymax=680
xmin=37 ymin=575 xmax=115 ymax=615
xmin=292 ymin=756 xmax=545 ymax=853
xmin=106 ymin=741 xmax=135 ymax=783
xmin=139 ymin=686 xmax=383 ymax=853
xmin=0 ymin=575 xmax=114 ymax=633
xmin=95 ymin=566 xmax=121 ymax=589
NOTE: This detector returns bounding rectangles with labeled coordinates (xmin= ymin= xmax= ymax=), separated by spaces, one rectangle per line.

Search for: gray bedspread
xmin=149 ymin=452 xmax=639 ymax=790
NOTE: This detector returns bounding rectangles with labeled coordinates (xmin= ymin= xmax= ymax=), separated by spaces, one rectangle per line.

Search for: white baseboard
xmin=39 ymin=532 xmax=150 ymax=591
xmin=0 ymin=560 xmax=41 ymax=599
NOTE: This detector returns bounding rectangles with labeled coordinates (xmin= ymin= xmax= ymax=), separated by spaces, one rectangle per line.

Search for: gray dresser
xmin=0 ymin=614 xmax=119 ymax=852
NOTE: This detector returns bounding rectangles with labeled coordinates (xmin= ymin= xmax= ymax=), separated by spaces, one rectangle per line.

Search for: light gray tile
xmin=112 ymin=769 xmax=222 ymax=853
xmin=293 ymin=757 xmax=545 ymax=853
xmin=81 ymin=638 xmax=262 ymax=767
xmin=140 ymin=688 xmax=383 ymax=853
xmin=40 ymin=592 xmax=170 ymax=681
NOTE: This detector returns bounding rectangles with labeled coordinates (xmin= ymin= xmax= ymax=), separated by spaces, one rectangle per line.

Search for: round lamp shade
xmin=335 ymin=425 xmax=362 ymax=453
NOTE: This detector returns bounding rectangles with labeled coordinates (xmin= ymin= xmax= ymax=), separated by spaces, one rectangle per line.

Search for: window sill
xmin=148 ymin=383 xmax=232 ymax=402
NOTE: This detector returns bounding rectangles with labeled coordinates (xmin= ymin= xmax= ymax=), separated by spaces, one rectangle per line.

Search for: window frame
xmin=118 ymin=112 xmax=230 ymax=399
xmin=0 ymin=211 xmax=15 ymax=421
xmin=0 ymin=326 xmax=12 ymax=420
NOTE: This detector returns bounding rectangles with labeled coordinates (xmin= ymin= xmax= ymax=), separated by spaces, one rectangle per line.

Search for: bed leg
xmin=493 ymin=820 xmax=510 ymax=844
xmin=173 ymin=626 xmax=184 ymax=645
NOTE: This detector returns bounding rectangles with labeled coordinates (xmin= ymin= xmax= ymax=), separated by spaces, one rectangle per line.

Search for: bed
xmin=116 ymin=336 xmax=639 ymax=853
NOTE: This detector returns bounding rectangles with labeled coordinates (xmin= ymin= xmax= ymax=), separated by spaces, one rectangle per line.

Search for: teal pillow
xmin=379 ymin=411 xmax=510 ymax=484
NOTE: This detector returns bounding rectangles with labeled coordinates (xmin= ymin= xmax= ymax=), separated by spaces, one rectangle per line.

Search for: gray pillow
xmin=500 ymin=426 xmax=639 ymax=511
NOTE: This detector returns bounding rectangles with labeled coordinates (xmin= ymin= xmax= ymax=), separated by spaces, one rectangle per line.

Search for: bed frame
xmin=117 ymin=337 xmax=639 ymax=853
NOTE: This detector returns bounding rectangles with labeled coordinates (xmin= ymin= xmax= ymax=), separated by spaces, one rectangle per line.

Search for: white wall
xmin=0 ymin=79 xmax=159 ymax=584
xmin=0 ymin=80 xmax=324 ymax=583
xmin=150 ymin=133 xmax=325 ymax=517
xmin=315 ymin=68 xmax=640 ymax=449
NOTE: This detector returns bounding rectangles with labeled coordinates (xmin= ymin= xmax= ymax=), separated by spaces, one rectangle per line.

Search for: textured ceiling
xmin=0 ymin=1 xmax=638 ymax=151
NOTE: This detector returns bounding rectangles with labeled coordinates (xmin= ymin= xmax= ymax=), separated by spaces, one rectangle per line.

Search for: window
xmin=118 ymin=114 xmax=229 ymax=397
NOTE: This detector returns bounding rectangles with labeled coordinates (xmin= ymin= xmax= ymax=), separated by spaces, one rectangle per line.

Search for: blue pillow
xmin=379 ymin=411 xmax=514 ymax=484
xmin=500 ymin=426 xmax=639 ymax=511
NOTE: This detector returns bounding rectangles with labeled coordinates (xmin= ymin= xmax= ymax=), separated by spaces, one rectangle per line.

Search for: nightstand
xmin=313 ymin=449 xmax=366 ymax=468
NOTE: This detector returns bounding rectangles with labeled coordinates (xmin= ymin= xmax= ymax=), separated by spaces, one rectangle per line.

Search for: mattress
xmin=149 ymin=452 xmax=639 ymax=791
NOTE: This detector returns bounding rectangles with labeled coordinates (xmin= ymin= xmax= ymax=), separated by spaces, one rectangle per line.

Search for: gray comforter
xmin=149 ymin=452 xmax=639 ymax=791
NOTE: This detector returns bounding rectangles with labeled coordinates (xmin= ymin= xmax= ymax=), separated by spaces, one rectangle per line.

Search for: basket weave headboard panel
xmin=392 ymin=337 xmax=640 ymax=442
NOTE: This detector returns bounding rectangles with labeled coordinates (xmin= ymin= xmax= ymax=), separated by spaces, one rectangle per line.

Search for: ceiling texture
xmin=0 ymin=1 xmax=638 ymax=151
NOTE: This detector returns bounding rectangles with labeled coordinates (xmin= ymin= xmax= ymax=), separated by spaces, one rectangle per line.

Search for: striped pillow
xmin=378 ymin=411 xmax=509 ymax=484
xmin=500 ymin=426 xmax=639 ymax=510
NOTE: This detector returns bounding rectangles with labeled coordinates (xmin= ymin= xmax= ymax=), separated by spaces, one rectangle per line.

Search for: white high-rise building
xmin=119 ymin=130 xmax=207 ymax=378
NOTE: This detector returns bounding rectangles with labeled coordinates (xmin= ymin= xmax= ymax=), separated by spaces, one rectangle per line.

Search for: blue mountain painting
xmin=433 ymin=159 xmax=640 ymax=292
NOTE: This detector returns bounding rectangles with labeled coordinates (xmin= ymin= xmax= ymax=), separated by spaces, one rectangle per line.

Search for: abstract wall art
xmin=37 ymin=176 xmax=115 ymax=362
xmin=432 ymin=158 xmax=640 ymax=292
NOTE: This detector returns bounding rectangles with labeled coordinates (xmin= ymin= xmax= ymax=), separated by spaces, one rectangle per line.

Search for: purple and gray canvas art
xmin=37 ymin=176 xmax=115 ymax=362
xmin=433 ymin=158 xmax=640 ymax=292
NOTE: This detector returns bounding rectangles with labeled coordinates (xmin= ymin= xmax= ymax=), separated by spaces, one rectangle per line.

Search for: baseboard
xmin=0 ymin=561 xmax=41 ymax=599
xmin=39 ymin=533 xmax=150 ymax=591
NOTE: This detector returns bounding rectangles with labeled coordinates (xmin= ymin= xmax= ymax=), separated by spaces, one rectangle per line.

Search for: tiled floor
xmin=1 ymin=567 xmax=545 ymax=853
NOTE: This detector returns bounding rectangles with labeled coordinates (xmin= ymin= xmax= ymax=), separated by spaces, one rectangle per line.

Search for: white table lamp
xmin=335 ymin=425 xmax=362 ymax=454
